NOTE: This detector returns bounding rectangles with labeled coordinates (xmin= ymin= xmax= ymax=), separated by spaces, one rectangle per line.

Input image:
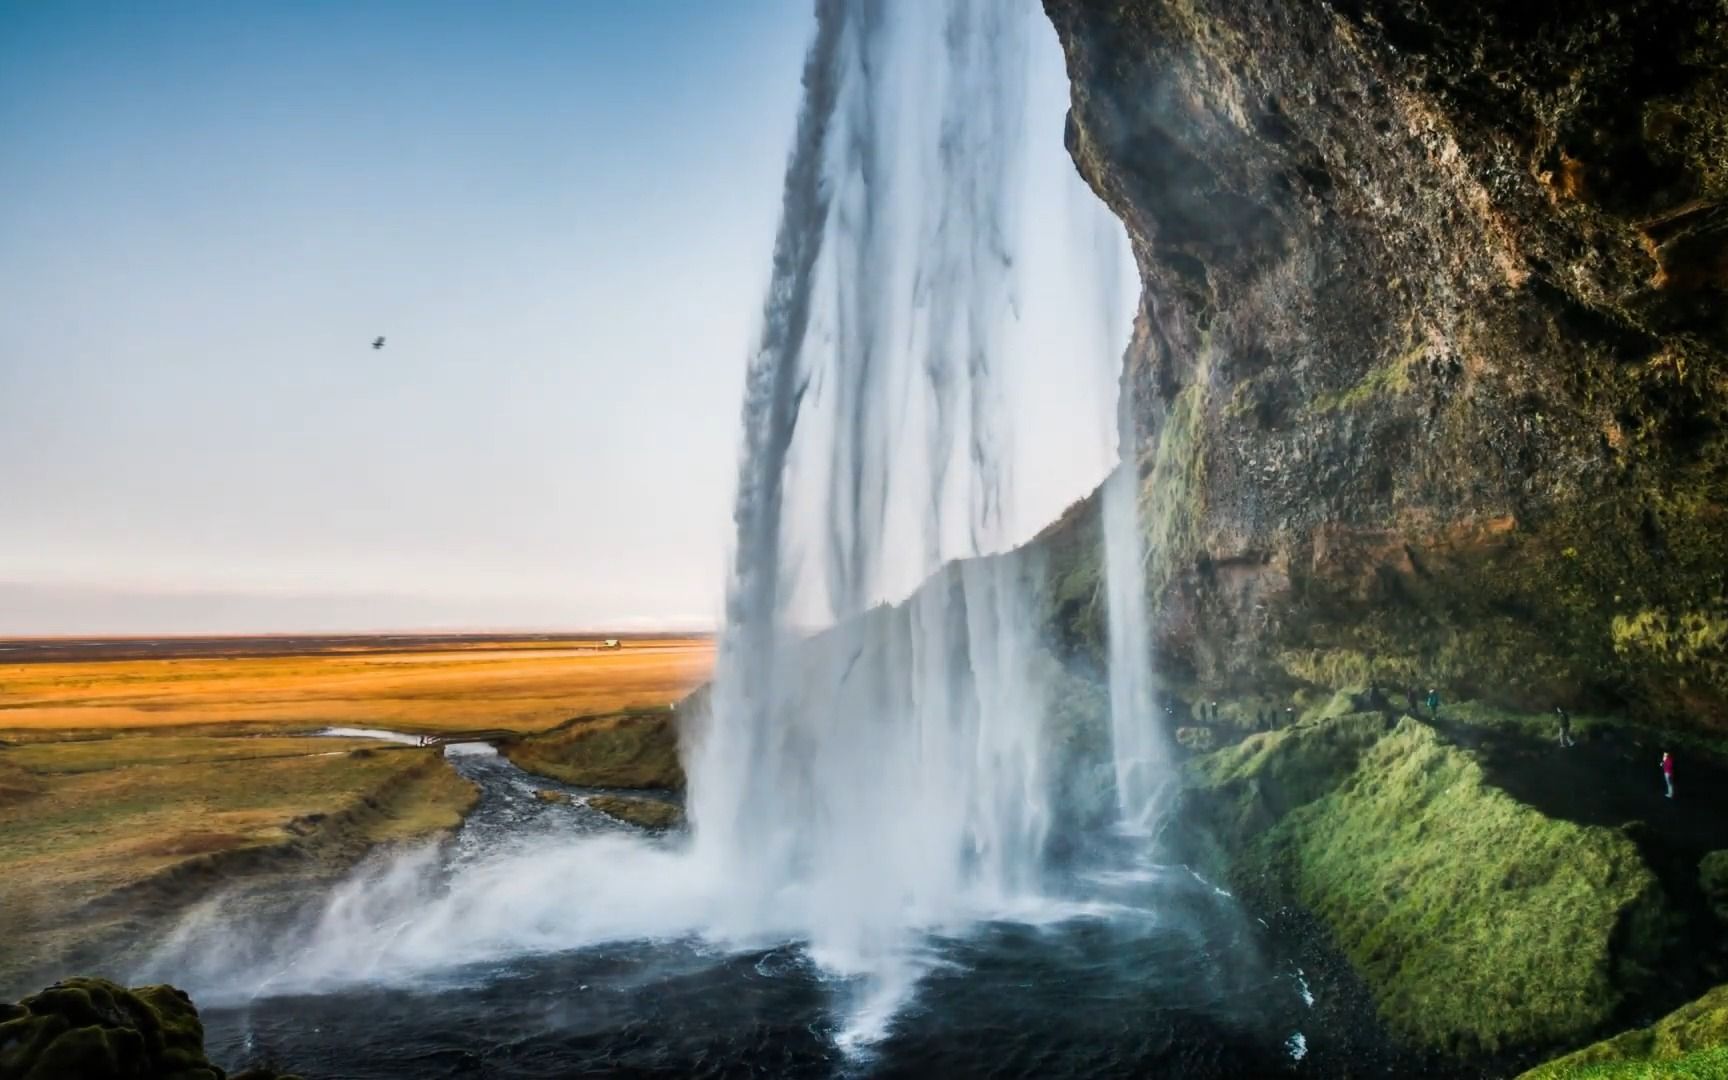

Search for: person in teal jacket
xmin=1425 ymin=688 xmax=1441 ymax=720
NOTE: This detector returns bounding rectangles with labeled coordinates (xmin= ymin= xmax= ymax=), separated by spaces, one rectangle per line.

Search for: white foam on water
xmin=441 ymin=742 xmax=498 ymax=758
xmin=316 ymin=727 xmax=422 ymax=746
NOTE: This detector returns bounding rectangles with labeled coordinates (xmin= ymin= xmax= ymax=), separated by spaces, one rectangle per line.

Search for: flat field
xmin=0 ymin=633 xmax=713 ymax=993
xmin=0 ymin=634 xmax=714 ymax=736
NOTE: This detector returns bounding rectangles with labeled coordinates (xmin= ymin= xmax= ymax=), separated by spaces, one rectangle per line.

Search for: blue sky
xmin=0 ymin=1 xmax=1127 ymax=635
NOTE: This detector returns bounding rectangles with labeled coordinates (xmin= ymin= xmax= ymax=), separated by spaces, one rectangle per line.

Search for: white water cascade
xmin=685 ymin=0 xmax=1061 ymax=1040
xmin=1102 ymin=361 xmax=1171 ymax=831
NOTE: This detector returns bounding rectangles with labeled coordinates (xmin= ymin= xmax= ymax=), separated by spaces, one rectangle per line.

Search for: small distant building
xmin=602 ymin=638 xmax=621 ymax=650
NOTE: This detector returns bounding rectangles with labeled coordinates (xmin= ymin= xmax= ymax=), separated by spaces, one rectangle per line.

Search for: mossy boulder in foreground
xmin=0 ymin=977 xmax=296 ymax=1080
xmin=1188 ymin=715 xmax=1670 ymax=1055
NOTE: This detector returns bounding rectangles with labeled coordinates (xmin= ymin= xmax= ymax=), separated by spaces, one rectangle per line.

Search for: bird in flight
xmin=372 ymin=336 xmax=386 ymax=350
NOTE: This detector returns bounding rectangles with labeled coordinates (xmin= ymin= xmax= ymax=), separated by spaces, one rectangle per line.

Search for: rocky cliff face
xmin=1041 ymin=0 xmax=1727 ymax=727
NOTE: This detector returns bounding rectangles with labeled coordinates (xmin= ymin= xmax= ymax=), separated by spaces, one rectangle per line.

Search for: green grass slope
xmin=501 ymin=708 xmax=683 ymax=790
xmin=1190 ymin=715 xmax=1669 ymax=1054
xmin=1520 ymin=983 xmax=1728 ymax=1078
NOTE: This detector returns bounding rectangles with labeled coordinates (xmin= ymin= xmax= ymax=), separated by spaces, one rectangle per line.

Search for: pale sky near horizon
xmin=0 ymin=1 xmax=1129 ymax=636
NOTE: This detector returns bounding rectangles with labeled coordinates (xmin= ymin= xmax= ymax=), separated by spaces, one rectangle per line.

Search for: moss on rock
xmin=1189 ymin=715 xmax=1669 ymax=1055
xmin=1190 ymin=712 xmax=1386 ymax=837
xmin=1274 ymin=721 xmax=1665 ymax=1052
xmin=1700 ymin=851 xmax=1728 ymax=924
xmin=0 ymin=977 xmax=298 ymax=1080
xmin=586 ymin=795 xmax=682 ymax=830
xmin=1519 ymin=982 xmax=1728 ymax=1078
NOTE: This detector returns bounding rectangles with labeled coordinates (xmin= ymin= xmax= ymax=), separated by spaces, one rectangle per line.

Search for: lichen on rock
xmin=0 ymin=976 xmax=298 ymax=1080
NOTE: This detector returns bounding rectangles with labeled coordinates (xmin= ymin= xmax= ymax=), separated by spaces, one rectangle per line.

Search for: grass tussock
xmin=1519 ymin=983 xmax=1728 ymax=1078
xmin=504 ymin=709 xmax=684 ymax=790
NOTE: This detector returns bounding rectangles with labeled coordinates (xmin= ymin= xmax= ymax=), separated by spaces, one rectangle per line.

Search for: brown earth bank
xmin=0 ymin=738 xmax=478 ymax=998
xmin=1040 ymin=0 xmax=1727 ymax=734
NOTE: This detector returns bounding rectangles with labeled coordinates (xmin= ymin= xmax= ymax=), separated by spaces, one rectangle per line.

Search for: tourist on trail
xmin=1555 ymin=706 xmax=1575 ymax=748
xmin=1425 ymin=688 xmax=1441 ymax=720
xmin=1405 ymin=687 xmax=1420 ymax=717
xmin=1661 ymin=751 xmax=1675 ymax=799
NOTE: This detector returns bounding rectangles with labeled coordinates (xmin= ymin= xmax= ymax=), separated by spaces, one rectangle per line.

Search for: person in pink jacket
xmin=1661 ymin=751 xmax=1675 ymax=799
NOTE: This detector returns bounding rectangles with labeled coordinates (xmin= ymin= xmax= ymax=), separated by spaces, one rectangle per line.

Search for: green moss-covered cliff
xmin=1041 ymin=0 xmax=1727 ymax=730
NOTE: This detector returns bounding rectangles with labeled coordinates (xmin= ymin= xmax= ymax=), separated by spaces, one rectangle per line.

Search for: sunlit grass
xmin=0 ymin=638 xmax=713 ymax=735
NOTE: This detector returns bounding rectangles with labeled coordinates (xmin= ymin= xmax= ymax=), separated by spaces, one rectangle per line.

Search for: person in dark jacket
xmin=1555 ymin=706 xmax=1575 ymax=748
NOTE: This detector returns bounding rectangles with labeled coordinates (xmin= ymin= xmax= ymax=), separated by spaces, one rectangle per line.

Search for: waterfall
xmin=146 ymin=0 xmax=1156 ymax=1053
xmin=1102 ymin=377 xmax=1169 ymax=831
xmin=685 ymin=0 xmax=1054 ymax=1042
xmin=1082 ymin=194 xmax=1165 ymax=830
